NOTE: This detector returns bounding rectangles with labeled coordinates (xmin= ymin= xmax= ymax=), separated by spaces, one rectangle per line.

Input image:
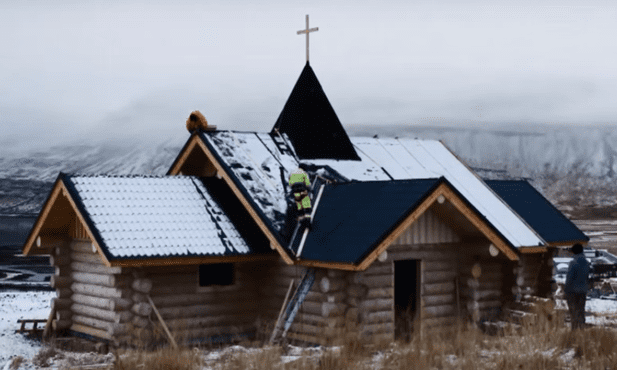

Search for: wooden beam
xmin=439 ymin=185 xmax=519 ymax=261
xmin=147 ymin=295 xmax=178 ymax=349
xmin=297 ymin=259 xmax=359 ymax=271
xmin=168 ymin=136 xmax=293 ymax=265
xmin=548 ymin=240 xmax=588 ymax=247
xmin=110 ymin=253 xmax=276 ymax=267
xmin=519 ymin=246 xmax=548 ymax=254
xmin=357 ymin=184 xmax=444 ymax=271
xmin=23 ymin=179 xmax=63 ymax=256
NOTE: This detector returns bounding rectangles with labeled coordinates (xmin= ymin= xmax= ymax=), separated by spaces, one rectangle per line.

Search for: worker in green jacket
xmin=289 ymin=168 xmax=312 ymax=220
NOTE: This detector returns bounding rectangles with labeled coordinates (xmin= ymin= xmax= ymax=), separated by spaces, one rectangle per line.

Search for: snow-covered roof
xmin=64 ymin=174 xmax=250 ymax=259
xmin=200 ymin=131 xmax=545 ymax=249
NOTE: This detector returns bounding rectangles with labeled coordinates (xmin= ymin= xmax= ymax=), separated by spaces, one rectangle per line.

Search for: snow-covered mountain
xmin=1 ymin=122 xmax=616 ymax=215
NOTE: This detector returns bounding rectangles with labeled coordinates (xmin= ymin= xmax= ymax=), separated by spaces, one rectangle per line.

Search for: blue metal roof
xmin=296 ymin=178 xmax=442 ymax=264
xmin=484 ymin=180 xmax=589 ymax=244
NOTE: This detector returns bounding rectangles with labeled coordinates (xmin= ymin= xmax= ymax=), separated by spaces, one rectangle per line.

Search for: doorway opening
xmin=394 ymin=259 xmax=421 ymax=341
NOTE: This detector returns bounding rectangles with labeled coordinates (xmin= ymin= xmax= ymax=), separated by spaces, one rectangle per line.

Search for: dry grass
xmin=105 ymin=305 xmax=617 ymax=370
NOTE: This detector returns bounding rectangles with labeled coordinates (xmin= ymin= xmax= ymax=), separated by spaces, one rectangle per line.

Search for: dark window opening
xmin=199 ymin=263 xmax=234 ymax=286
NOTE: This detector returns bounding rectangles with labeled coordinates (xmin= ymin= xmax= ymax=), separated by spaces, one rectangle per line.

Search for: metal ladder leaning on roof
xmin=269 ymin=267 xmax=316 ymax=344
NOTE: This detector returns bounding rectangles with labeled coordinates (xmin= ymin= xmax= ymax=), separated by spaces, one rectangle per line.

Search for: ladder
xmin=272 ymin=132 xmax=295 ymax=157
xmin=269 ymin=268 xmax=316 ymax=343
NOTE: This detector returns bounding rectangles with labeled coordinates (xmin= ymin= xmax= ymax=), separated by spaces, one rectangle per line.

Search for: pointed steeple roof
xmin=271 ymin=62 xmax=360 ymax=160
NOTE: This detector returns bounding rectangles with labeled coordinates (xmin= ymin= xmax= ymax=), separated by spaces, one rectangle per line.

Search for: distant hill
xmin=1 ymin=123 xmax=616 ymax=217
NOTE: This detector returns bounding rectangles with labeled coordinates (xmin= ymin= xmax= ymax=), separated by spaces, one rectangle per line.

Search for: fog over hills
xmin=1 ymin=122 xmax=616 ymax=215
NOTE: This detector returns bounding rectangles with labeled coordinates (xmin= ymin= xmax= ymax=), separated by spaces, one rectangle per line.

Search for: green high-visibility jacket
xmin=289 ymin=172 xmax=311 ymax=210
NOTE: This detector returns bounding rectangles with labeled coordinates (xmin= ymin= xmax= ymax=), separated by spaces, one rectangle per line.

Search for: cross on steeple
xmin=297 ymin=14 xmax=318 ymax=62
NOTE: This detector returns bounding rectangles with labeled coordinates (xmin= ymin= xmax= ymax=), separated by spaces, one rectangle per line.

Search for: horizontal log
xmin=289 ymin=322 xmax=340 ymax=337
xmin=50 ymin=254 xmax=71 ymax=266
xmin=459 ymin=289 xmax=502 ymax=302
xmin=132 ymin=302 xmax=152 ymax=317
xmin=72 ymin=315 xmax=129 ymax=336
xmin=132 ymin=315 xmax=149 ymax=328
xmin=71 ymin=294 xmax=131 ymax=311
xmin=56 ymin=288 xmax=72 ymax=298
xmin=461 ymin=270 xmax=503 ymax=282
xmin=348 ymin=274 xmax=393 ymax=288
xmin=70 ymin=251 xmax=104 ymax=264
xmin=423 ymin=261 xmax=456 ymax=272
xmin=149 ymin=274 xmax=196 ymax=286
xmin=50 ymin=275 xmax=72 ymax=289
xmin=320 ymin=277 xmax=347 ymax=293
xmin=70 ymin=323 xmax=112 ymax=340
xmin=367 ymin=287 xmax=393 ymax=299
xmin=362 ymin=311 xmax=393 ymax=324
xmin=346 ymin=297 xmax=361 ymax=307
xmin=54 ymin=265 xmax=71 ymax=277
xmin=363 ymin=264 xmax=393 ymax=276
xmin=165 ymin=314 xmax=251 ymax=331
xmin=52 ymin=319 xmax=72 ymax=331
xmin=423 ymin=304 xmax=456 ymax=318
xmin=56 ymin=310 xmax=72 ymax=321
xmin=423 ymin=282 xmax=455 ymax=295
xmin=71 ymin=282 xmax=129 ymax=299
xmin=285 ymin=331 xmax=326 ymax=346
xmin=360 ymin=298 xmax=392 ymax=312
xmin=347 ymin=284 xmax=368 ymax=298
xmin=423 ymin=270 xmax=457 ymax=284
xmin=322 ymin=302 xmax=347 ymax=317
xmin=71 ymin=261 xmax=122 ymax=275
xmin=295 ymin=313 xmax=345 ymax=328
xmin=71 ymin=303 xmax=132 ymax=323
xmin=388 ymin=250 xmax=453 ymax=261
xmin=361 ymin=322 xmax=394 ymax=335
xmin=422 ymin=294 xmax=455 ymax=307
xmin=346 ymin=308 xmax=359 ymax=322
xmin=423 ymin=316 xmax=458 ymax=329
xmin=54 ymin=245 xmax=71 ymax=256
xmin=70 ymin=241 xmax=97 ymax=254
xmin=466 ymin=279 xmax=502 ymax=290
xmin=324 ymin=291 xmax=346 ymax=303
xmin=326 ymin=269 xmax=348 ymax=279
xmin=466 ymin=300 xmax=501 ymax=312
xmin=166 ymin=324 xmax=255 ymax=341
xmin=131 ymin=278 xmax=153 ymax=294
xmin=156 ymin=303 xmax=245 ymax=319
xmin=51 ymin=298 xmax=71 ymax=311
xmin=71 ymin=272 xmax=128 ymax=288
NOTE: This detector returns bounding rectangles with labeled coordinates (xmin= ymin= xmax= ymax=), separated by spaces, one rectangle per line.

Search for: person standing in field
xmin=564 ymin=243 xmax=590 ymax=330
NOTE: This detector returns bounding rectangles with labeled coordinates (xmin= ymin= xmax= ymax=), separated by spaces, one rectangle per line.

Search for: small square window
xmin=198 ymin=263 xmax=234 ymax=287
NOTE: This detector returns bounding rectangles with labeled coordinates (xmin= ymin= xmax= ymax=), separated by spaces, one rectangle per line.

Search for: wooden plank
xmin=22 ymin=178 xmax=63 ymax=256
xmin=147 ymin=295 xmax=178 ymax=349
xmin=111 ymin=254 xmax=276 ymax=267
xmin=71 ymin=262 xmax=122 ymax=275
xmin=270 ymin=280 xmax=295 ymax=344
xmin=357 ymin=184 xmax=444 ymax=270
xmin=440 ymin=185 xmax=518 ymax=261
xmin=70 ymin=323 xmax=112 ymax=340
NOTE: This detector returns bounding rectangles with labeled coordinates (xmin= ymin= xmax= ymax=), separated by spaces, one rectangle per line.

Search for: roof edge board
xmin=356 ymin=180 xmax=519 ymax=271
xmin=23 ymin=175 xmax=112 ymax=267
xmin=438 ymin=140 xmax=547 ymax=246
xmin=167 ymin=132 xmax=199 ymax=175
xmin=110 ymin=254 xmax=278 ymax=267
xmin=191 ymin=133 xmax=294 ymax=265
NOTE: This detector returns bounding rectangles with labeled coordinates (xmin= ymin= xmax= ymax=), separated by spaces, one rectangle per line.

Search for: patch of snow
xmin=586 ymin=298 xmax=617 ymax=314
xmin=0 ymin=291 xmax=54 ymax=366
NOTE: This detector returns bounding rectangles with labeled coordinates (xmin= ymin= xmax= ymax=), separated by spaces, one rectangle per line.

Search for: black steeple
xmin=271 ymin=62 xmax=360 ymax=161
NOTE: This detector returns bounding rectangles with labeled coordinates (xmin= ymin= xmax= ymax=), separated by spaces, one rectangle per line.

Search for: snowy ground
xmin=3 ymin=291 xmax=617 ymax=369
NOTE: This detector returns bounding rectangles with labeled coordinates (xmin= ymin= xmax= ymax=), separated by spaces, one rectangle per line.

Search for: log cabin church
xmin=23 ymin=61 xmax=588 ymax=346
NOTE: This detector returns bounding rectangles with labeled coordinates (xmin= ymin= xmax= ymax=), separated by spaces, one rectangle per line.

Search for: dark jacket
xmin=565 ymin=253 xmax=591 ymax=294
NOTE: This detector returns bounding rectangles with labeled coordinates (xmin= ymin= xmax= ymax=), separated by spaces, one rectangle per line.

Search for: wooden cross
xmin=297 ymin=14 xmax=318 ymax=62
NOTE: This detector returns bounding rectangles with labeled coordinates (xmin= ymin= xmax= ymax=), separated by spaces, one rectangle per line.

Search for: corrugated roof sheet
xmin=63 ymin=174 xmax=251 ymax=260
xmin=484 ymin=180 xmax=588 ymax=244
xmin=200 ymin=131 xmax=546 ymax=248
xmin=295 ymin=179 xmax=442 ymax=264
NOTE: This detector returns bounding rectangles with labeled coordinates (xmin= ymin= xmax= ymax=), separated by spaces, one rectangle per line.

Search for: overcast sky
xmin=1 ymin=0 xmax=617 ymax=153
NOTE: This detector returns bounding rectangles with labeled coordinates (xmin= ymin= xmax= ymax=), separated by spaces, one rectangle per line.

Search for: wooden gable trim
xmin=167 ymin=134 xmax=294 ymax=265
xmin=296 ymin=259 xmax=359 ymax=271
xmin=168 ymin=133 xmax=201 ymax=176
xmin=22 ymin=179 xmax=112 ymax=267
xmin=110 ymin=254 xmax=277 ymax=267
xmin=357 ymin=182 xmax=519 ymax=271
xmin=518 ymin=246 xmax=548 ymax=253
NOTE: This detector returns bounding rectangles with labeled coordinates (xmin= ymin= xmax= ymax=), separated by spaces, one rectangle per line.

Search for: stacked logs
xmin=421 ymin=259 xmax=458 ymax=328
xmin=513 ymin=253 xmax=554 ymax=299
xmin=143 ymin=264 xmax=257 ymax=342
xmin=460 ymin=260 xmax=503 ymax=322
xmin=50 ymin=242 xmax=72 ymax=332
xmin=66 ymin=241 xmax=134 ymax=342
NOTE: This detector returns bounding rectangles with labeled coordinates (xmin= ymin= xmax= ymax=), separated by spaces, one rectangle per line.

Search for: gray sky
xmin=1 ymin=0 xmax=617 ymax=153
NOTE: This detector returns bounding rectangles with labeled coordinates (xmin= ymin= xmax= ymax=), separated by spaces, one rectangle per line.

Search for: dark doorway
xmin=394 ymin=260 xmax=421 ymax=341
